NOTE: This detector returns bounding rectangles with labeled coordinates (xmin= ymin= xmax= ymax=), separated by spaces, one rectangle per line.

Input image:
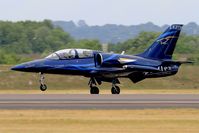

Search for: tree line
xmin=0 ymin=20 xmax=198 ymax=64
xmin=0 ymin=20 xmax=101 ymax=64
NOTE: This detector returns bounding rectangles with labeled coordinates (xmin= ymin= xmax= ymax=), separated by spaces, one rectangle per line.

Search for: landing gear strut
xmin=39 ymin=73 xmax=47 ymax=91
xmin=88 ymin=78 xmax=99 ymax=94
xmin=111 ymin=80 xmax=120 ymax=94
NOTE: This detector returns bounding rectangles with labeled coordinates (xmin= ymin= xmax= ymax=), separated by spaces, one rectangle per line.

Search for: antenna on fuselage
xmin=102 ymin=43 xmax=108 ymax=52
xmin=121 ymin=51 xmax=125 ymax=55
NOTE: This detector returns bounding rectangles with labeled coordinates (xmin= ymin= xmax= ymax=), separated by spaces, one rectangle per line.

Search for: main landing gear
xmin=111 ymin=85 xmax=120 ymax=94
xmin=39 ymin=73 xmax=47 ymax=91
xmin=111 ymin=80 xmax=120 ymax=94
xmin=88 ymin=78 xmax=120 ymax=95
xmin=88 ymin=78 xmax=99 ymax=94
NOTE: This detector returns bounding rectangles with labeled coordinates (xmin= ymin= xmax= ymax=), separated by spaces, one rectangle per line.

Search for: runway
xmin=0 ymin=94 xmax=199 ymax=109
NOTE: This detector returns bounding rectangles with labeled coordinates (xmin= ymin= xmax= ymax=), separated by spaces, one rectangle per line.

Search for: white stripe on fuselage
xmin=118 ymin=58 xmax=137 ymax=63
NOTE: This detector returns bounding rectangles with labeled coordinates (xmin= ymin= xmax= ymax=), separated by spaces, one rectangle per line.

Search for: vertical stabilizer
xmin=138 ymin=24 xmax=183 ymax=59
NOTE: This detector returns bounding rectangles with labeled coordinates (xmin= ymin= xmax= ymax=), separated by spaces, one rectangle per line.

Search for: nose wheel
xmin=40 ymin=84 xmax=47 ymax=91
xmin=39 ymin=73 xmax=47 ymax=91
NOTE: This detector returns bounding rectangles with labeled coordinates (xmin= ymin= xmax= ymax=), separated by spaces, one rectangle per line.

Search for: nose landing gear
xmin=39 ymin=73 xmax=47 ymax=91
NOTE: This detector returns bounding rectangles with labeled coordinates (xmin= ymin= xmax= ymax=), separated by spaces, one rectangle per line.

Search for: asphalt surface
xmin=0 ymin=94 xmax=199 ymax=109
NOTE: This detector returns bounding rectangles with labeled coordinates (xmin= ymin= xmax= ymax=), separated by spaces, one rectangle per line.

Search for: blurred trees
xmin=108 ymin=32 xmax=159 ymax=54
xmin=0 ymin=20 xmax=198 ymax=64
xmin=0 ymin=20 xmax=73 ymax=54
xmin=0 ymin=20 xmax=101 ymax=64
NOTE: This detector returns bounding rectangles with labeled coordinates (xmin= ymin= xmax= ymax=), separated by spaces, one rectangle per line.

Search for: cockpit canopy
xmin=46 ymin=49 xmax=94 ymax=60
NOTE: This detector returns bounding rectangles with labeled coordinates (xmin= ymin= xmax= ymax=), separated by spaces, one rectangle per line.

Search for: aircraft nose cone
xmin=11 ymin=64 xmax=26 ymax=71
xmin=11 ymin=59 xmax=45 ymax=72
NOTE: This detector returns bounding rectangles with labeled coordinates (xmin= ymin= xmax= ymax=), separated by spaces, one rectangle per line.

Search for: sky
xmin=0 ymin=0 xmax=198 ymax=26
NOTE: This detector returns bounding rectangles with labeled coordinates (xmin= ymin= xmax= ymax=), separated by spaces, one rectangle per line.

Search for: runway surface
xmin=0 ymin=94 xmax=199 ymax=109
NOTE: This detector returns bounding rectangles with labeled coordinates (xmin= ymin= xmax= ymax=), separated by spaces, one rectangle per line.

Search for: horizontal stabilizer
xmin=162 ymin=60 xmax=194 ymax=65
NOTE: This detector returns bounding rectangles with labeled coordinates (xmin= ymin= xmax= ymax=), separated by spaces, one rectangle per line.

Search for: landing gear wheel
xmin=39 ymin=73 xmax=47 ymax=91
xmin=90 ymin=86 xmax=99 ymax=94
xmin=111 ymin=86 xmax=120 ymax=94
xmin=40 ymin=84 xmax=47 ymax=91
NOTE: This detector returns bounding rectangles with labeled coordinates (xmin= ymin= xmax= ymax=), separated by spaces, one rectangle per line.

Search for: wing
xmin=123 ymin=65 xmax=161 ymax=72
xmin=90 ymin=64 xmax=160 ymax=74
xmin=89 ymin=65 xmax=160 ymax=84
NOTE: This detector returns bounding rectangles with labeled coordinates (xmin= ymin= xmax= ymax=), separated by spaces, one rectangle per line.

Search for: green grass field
xmin=0 ymin=109 xmax=199 ymax=133
xmin=0 ymin=65 xmax=198 ymax=94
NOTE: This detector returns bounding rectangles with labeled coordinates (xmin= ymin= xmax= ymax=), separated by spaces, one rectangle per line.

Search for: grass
xmin=0 ymin=109 xmax=199 ymax=133
xmin=0 ymin=88 xmax=199 ymax=94
xmin=0 ymin=65 xmax=198 ymax=94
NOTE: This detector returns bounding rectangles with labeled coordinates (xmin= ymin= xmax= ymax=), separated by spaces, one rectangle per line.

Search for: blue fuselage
xmin=11 ymin=52 xmax=179 ymax=80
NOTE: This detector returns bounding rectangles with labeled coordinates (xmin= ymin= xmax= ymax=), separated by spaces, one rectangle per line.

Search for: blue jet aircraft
xmin=11 ymin=24 xmax=191 ymax=94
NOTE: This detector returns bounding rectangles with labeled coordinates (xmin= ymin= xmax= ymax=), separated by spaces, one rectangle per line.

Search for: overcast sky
xmin=0 ymin=0 xmax=198 ymax=26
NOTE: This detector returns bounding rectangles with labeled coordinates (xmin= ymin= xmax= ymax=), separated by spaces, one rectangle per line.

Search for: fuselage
xmin=11 ymin=49 xmax=179 ymax=79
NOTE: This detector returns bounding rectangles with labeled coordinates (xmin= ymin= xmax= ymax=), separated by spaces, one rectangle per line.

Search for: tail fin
xmin=138 ymin=24 xmax=183 ymax=60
